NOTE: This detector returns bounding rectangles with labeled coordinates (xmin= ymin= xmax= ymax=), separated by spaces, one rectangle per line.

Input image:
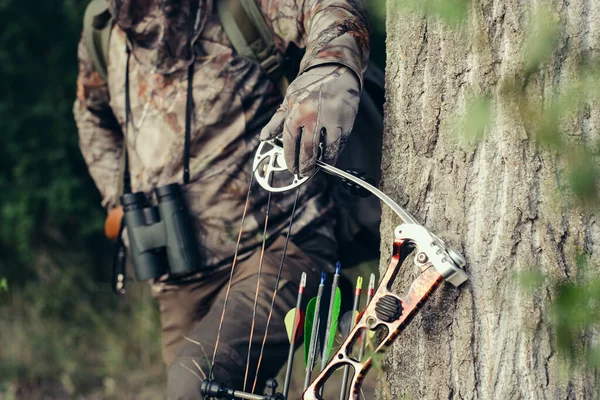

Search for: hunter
xmin=74 ymin=0 xmax=370 ymax=398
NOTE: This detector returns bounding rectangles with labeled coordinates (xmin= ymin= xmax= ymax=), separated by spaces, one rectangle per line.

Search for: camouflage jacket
xmin=74 ymin=0 xmax=370 ymax=272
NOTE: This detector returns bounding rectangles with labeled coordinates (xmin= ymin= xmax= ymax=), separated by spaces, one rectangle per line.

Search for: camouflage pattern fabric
xmin=73 ymin=0 xmax=370 ymax=273
xmin=107 ymin=0 xmax=208 ymax=74
xmin=260 ymin=64 xmax=361 ymax=176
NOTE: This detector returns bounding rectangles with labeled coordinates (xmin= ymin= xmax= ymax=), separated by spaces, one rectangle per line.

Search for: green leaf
xmin=568 ymin=156 xmax=598 ymax=203
xmin=523 ymin=6 xmax=560 ymax=76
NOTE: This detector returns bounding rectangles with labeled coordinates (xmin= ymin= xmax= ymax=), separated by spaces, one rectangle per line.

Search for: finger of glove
xmin=282 ymin=121 xmax=301 ymax=176
xmin=298 ymin=105 xmax=321 ymax=177
xmin=319 ymin=124 xmax=344 ymax=165
xmin=283 ymin=102 xmax=319 ymax=176
xmin=318 ymin=96 xmax=357 ymax=164
xmin=260 ymin=106 xmax=287 ymax=141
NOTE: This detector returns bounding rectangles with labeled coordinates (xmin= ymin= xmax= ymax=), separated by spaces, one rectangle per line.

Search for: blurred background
xmin=0 ymin=1 xmax=386 ymax=398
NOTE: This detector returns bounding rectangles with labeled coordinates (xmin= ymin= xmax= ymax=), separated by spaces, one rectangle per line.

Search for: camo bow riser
xmin=304 ymin=224 xmax=460 ymax=400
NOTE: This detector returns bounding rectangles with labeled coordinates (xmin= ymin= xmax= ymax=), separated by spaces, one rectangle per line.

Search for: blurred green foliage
xmin=0 ymin=0 xmax=163 ymax=397
xmin=394 ymin=0 xmax=599 ymax=375
xmin=451 ymin=4 xmax=600 ymax=206
xmin=552 ymin=258 xmax=600 ymax=370
xmin=519 ymin=257 xmax=600 ymax=371
xmin=0 ymin=0 xmax=105 ymax=264
xmin=0 ymin=0 xmax=387 ymax=398
xmin=523 ymin=6 xmax=560 ymax=78
xmin=454 ymin=95 xmax=493 ymax=146
xmin=395 ymin=0 xmax=469 ymax=27
xmin=367 ymin=0 xmax=386 ymax=70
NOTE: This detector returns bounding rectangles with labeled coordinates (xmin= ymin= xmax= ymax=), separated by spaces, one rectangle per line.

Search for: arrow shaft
xmin=358 ymin=275 xmax=376 ymax=363
xmin=320 ymin=272 xmax=340 ymax=369
xmin=282 ymin=273 xmax=306 ymax=398
xmin=304 ymin=281 xmax=325 ymax=390
xmin=340 ymin=278 xmax=362 ymax=400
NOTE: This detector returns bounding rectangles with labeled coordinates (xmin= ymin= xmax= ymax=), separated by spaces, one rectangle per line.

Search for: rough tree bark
xmin=381 ymin=0 xmax=599 ymax=398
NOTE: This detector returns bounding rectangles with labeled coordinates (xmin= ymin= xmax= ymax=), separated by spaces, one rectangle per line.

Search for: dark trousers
xmin=151 ymin=235 xmax=334 ymax=399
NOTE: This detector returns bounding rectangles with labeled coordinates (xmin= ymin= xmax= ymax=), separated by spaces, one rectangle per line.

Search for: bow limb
xmin=303 ymin=234 xmax=445 ymax=400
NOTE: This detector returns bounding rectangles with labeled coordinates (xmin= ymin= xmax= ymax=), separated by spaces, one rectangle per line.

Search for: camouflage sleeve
xmin=262 ymin=0 xmax=371 ymax=87
xmin=73 ymin=35 xmax=124 ymax=210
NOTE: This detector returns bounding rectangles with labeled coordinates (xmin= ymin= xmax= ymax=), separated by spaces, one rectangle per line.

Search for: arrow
xmin=304 ymin=272 xmax=326 ymax=390
xmin=340 ymin=276 xmax=363 ymax=400
xmin=282 ymin=272 xmax=306 ymax=398
xmin=358 ymin=273 xmax=376 ymax=363
xmin=321 ymin=262 xmax=342 ymax=370
xmin=338 ymin=310 xmax=358 ymax=341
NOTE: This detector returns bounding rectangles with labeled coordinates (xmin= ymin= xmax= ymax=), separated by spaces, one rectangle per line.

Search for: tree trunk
xmin=381 ymin=0 xmax=599 ymax=398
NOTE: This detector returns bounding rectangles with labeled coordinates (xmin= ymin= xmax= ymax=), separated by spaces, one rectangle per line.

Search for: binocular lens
xmin=155 ymin=183 xmax=181 ymax=202
xmin=121 ymin=192 xmax=148 ymax=211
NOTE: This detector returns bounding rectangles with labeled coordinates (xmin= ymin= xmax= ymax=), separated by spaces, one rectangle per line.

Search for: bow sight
xmin=201 ymin=137 xmax=468 ymax=400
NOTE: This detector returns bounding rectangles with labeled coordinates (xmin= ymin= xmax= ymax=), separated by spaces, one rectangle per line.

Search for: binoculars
xmin=120 ymin=183 xmax=200 ymax=281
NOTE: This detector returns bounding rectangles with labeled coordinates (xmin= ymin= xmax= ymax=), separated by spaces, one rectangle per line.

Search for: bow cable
xmin=250 ymin=188 xmax=301 ymax=393
xmin=208 ymin=172 xmax=256 ymax=385
xmin=242 ymin=187 xmax=274 ymax=392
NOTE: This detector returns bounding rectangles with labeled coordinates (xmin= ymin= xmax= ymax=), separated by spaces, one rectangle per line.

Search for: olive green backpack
xmin=83 ymin=0 xmax=384 ymax=266
xmin=83 ymin=0 xmax=290 ymax=87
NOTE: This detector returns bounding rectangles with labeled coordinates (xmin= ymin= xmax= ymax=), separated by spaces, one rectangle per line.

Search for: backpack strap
xmin=83 ymin=0 xmax=113 ymax=81
xmin=217 ymin=0 xmax=288 ymax=93
xmin=84 ymin=0 xmax=125 ymax=204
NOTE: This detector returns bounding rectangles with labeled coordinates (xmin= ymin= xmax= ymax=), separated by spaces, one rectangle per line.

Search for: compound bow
xmin=200 ymin=137 xmax=468 ymax=400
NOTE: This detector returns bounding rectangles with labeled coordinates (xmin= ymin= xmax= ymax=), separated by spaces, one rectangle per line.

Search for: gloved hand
xmin=260 ymin=64 xmax=361 ymax=176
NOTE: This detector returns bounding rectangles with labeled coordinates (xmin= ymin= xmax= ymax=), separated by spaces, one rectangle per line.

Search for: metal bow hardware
xmin=201 ymin=137 xmax=468 ymax=400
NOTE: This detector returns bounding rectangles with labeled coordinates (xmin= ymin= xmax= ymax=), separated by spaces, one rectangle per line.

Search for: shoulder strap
xmin=83 ymin=0 xmax=113 ymax=81
xmin=84 ymin=0 xmax=125 ymax=203
xmin=217 ymin=0 xmax=288 ymax=92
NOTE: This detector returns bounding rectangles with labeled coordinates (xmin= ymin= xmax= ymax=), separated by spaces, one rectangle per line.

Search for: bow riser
xmin=302 ymin=236 xmax=444 ymax=400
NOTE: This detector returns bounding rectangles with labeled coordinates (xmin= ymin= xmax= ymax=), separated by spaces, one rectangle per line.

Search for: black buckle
xmin=261 ymin=53 xmax=282 ymax=76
